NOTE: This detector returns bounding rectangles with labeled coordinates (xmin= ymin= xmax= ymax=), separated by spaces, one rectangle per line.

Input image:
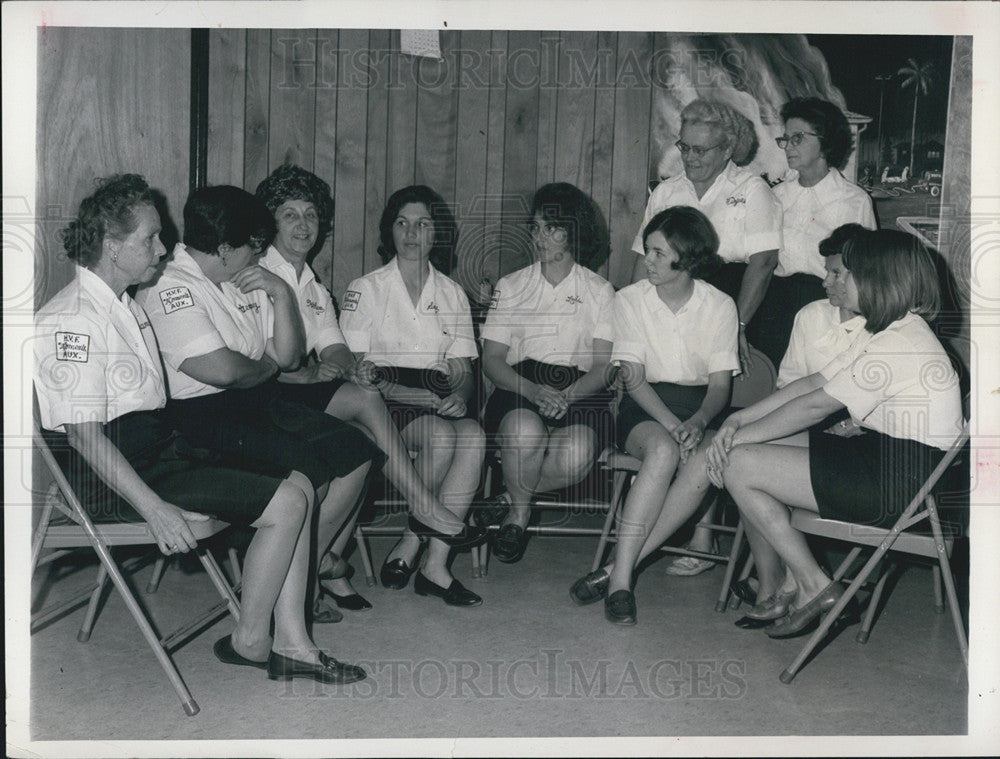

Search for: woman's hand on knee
xmin=436 ymin=393 xmax=467 ymax=418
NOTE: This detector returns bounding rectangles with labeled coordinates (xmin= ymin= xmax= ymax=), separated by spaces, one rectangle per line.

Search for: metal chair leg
xmin=227 ymin=547 xmax=242 ymax=586
xmin=716 ymin=519 xmax=745 ymax=612
xmin=927 ymin=496 xmax=968 ymax=665
xmin=77 ymin=563 xmax=109 ymax=643
xmin=857 ymin=559 xmax=889 ymax=644
xmin=932 ymin=564 xmax=944 ymax=613
xmin=354 ymin=526 xmax=377 ymax=587
xmin=146 ymin=555 xmax=167 ymax=593
xmin=592 ymin=469 xmax=628 ymax=572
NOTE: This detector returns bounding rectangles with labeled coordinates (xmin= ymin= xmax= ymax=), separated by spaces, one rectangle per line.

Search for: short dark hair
xmin=642 ymin=206 xmax=722 ymax=280
xmin=62 ymin=174 xmax=154 ymax=267
xmin=842 ymin=229 xmax=940 ymax=333
xmin=529 ymin=182 xmax=609 ymax=271
xmin=183 ymin=185 xmax=276 ymax=255
xmin=780 ymin=97 xmax=853 ymax=170
xmin=818 ymin=223 xmax=868 ymax=258
xmin=378 ymin=185 xmax=458 ymax=274
xmin=254 ymin=163 xmax=335 ymax=239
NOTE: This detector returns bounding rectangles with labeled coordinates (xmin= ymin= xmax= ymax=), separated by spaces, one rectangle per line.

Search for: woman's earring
xmin=112 ymin=252 xmax=119 ymax=264
xmin=222 ymin=256 xmax=227 ymax=268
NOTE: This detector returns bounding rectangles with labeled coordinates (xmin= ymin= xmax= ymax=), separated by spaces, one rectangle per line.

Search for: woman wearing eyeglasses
xmin=751 ymin=98 xmax=877 ymax=367
xmin=629 ymin=98 xmax=781 ymax=575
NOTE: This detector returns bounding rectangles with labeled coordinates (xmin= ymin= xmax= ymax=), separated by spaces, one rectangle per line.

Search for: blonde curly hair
xmin=680 ymin=99 xmax=759 ymax=167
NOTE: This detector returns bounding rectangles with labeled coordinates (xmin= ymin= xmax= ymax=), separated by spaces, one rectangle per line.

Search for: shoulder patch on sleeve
xmin=489 ymin=289 xmax=500 ymax=310
xmin=55 ymin=332 xmax=90 ymax=362
xmin=342 ymin=290 xmax=361 ymax=311
xmin=159 ymin=286 xmax=194 ymax=314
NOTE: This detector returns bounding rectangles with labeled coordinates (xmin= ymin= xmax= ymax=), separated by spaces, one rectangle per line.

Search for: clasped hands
xmin=705 ymin=414 xmax=742 ymax=488
xmin=529 ymin=384 xmax=570 ymax=420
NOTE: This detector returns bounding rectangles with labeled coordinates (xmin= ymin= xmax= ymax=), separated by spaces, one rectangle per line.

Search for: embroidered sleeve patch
xmin=55 ymin=332 xmax=90 ymax=362
xmin=159 ymin=286 xmax=194 ymax=314
xmin=489 ymin=289 xmax=501 ymax=310
xmin=342 ymin=290 xmax=361 ymax=312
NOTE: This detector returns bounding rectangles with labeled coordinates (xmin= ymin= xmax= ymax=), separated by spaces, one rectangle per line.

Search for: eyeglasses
xmin=528 ymin=221 xmax=563 ymax=237
xmin=775 ymin=131 xmax=819 ymax=149
xmin=675 ymin=140 xmax=725 ymax=158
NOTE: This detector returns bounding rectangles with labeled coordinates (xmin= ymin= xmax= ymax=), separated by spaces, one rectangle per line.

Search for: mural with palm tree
xmin=898 ymin=57 xmax=936 ymax=175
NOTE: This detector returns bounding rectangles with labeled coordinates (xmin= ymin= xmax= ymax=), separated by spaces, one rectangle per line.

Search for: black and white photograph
xmin=4 ymin=1 xmax=999 ymax=756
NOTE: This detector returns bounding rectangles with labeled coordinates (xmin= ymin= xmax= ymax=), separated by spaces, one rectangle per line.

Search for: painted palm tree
xmin=898 ymin=58 xmax=935 ymax=175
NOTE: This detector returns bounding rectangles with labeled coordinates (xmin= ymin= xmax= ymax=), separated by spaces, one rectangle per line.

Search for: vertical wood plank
xmin=414 ymin=31 xmax=459 ymax=207
xmin=268 ymin=29 xmax=318 ymax=170
xmin=482 ymin=30 xmax=508 ymax=285
xmin=311 ymin=29 xmax=340 ymax=291
xmin=608 ymin=32 xmax=654 ymax=288
xmin=331 ymin=29 xmax=371 ymax=300
xmin=590 ymin=31 xmax=618 ymax=278
xmin=534 ymin=32 xmax=560 ymax=190
xmin=500 ymin=30 xmax=541 ymax=278
xmin=207 ymin=29 xmax=247 ymax=188
xmin=35 ymin=28 xmax=190 ymax=304
xmin=554 ymin=31 xmax=597 ymax=195
xmin=243 ymin=29 xmax=272 ymax=194
xmin=363 ymin=29 xmax=391 ymax=276
xmin=386 ymin=32 xmax=418 ymax=193
xmin=453 ymin=30 xmax=493 ymax=296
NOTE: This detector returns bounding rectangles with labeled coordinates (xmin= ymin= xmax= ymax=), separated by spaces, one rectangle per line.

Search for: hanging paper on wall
xmin=400 ymin=30 xmax=442 ymax=60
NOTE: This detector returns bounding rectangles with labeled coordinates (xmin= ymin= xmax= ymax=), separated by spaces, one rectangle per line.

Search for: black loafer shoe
xmin=267 ymin=650 xmax=367 ymax=684
xmin=731 ymin=578 xmax=758 ymax=606
xmin=408 ymin=515 xmax=488 ymax=549
xmin=325 ymin=590 xmax=373 ymax=611
xmin=492 ymin=523 xmax=528 ymax=563
xmin=214 ymin=635 xmax=267 ymax=670
xmin=473 ymin=494 xmax=511 ymax=528
xmin=605 ymin=589 xmax=637 ymax=626
xmin=380 ymin=557 xmax=418 ymax=590
xmin=569 ymin=568 xmax=610 ymax=605
xmin=413 ymin=571 xmax=483 ymax=607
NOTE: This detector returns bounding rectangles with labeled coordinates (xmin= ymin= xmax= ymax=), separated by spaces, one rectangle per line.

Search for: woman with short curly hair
xmin=752 ymin=97 xmax=877 ymax=367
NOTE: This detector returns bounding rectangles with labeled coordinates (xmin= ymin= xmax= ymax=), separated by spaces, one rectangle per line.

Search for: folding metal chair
xmin=31 ymin=423 xmax=242 ymax=717
xmin=592 ymin=347 xmax=778 ymax=610
xmin=778 ymin=423 xmax=969 ymax=683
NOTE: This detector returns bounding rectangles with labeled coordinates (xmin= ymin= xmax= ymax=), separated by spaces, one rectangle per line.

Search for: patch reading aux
xmin=342 ymin=290 xmax=361 ymax=312
xmin=55 ymin=332 xmax=90 ymax=362
xmin=159 ymin=286 xmax=194 ymax=314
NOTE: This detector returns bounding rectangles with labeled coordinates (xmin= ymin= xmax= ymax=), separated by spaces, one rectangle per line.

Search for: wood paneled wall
xmin=207 ymin=29 xmax=659 ymax=298
xmin=35 ymin=27 xmax=191 ymax=306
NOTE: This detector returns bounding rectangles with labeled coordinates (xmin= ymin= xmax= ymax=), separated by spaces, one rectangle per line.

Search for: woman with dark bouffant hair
xmin=707 ymin=229 xmax=962 ymax=639
xmin=36 ymin=175 xmax=367 ymax=685
xmin=753 ymin=97 xmax=877 ymax=366
xmin=255 ymin=165 xmax=475 ymax=618
xmin=476 ymin=182 xmax=616 ymax=563
xmin=339 ymin=185 xmax=488 ymax=608
xmin=570 ymin=205 xmax=739 ymax=626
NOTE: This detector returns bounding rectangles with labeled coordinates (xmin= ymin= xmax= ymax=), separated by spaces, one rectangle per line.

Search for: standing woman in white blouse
xmin=478 ymin=182 xmax=616 ymax=563
xmin=340 ymin=185 xmax=487 ymax=607
xmin=708 ymin=229 xmax=962 ymax=638
xmin=754 ymin=97 xmax=877 ymax=366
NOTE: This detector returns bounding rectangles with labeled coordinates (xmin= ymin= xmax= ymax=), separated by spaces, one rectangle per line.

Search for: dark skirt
xmin=276 ymin=377 xmax=350 ymax=411
xmin=482 ymin=359 xmax=614 ymax=449
xmin=42 ymin=410 xmax=281 ymax=526
xmin=616 ymin=382 xmax=727 ymax=450
xmin=753 ymin=274 xmax=826 ymax=368
xmin=375 ymin=366 xmax=473 ymax=433
xmin=166 ymin=380 xmax=383 ymax=491
xmin=809 ymin=427 xmax=946 ymax=528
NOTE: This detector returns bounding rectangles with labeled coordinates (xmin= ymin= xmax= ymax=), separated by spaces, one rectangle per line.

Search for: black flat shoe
xmin=214 ymin=635 xmax=267 ymax=670
xmin=492 ymin=523 xmax=528 ymax=563
xmin=324 ymin=589 xmax=373 ymax=611
xmin=734 ymin=615 xmax=776 ymax=630
xmin=605 ymin=589 xmax=637 ymax=626
xmin=413 ymin=571 xmax=483 ymax=607
xmin=408 ymin=515 xmax=487 ymax=549
xmin=731 ymin=578 xmax=758 ymax=606
xmin=380 ymin=557 xmax=418 ymax=590
xmin=266 ymin=650 xmax=367 ymax=684
xmin=570 ymin=568 xmax=610 ymax=605
xmin=473 ymin=493 xmax=511 ymax=528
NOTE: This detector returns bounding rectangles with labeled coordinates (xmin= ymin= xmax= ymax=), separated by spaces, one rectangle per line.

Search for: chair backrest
xmin=731 ymin=347 xmax=777 ymax=409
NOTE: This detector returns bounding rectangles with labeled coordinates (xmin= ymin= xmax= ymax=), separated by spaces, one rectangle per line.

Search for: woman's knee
xmin=453 ymin=418 xmax=486 ymax=458
xmin=548 ymin=429 xmax=596 ymax=481
xmin=254 ymin=477 xmax=310 ymax=529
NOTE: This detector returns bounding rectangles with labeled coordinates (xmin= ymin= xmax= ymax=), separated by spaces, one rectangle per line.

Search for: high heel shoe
xmin=407 ymin=515 xmax=487 ymax=549
xmin=380 ymin=540 xmax=424 ymax=590
xmin=318 ymin=551 xmax=372 ymax=611
xmin=766 ymin=581 xmax=845 ymax=639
